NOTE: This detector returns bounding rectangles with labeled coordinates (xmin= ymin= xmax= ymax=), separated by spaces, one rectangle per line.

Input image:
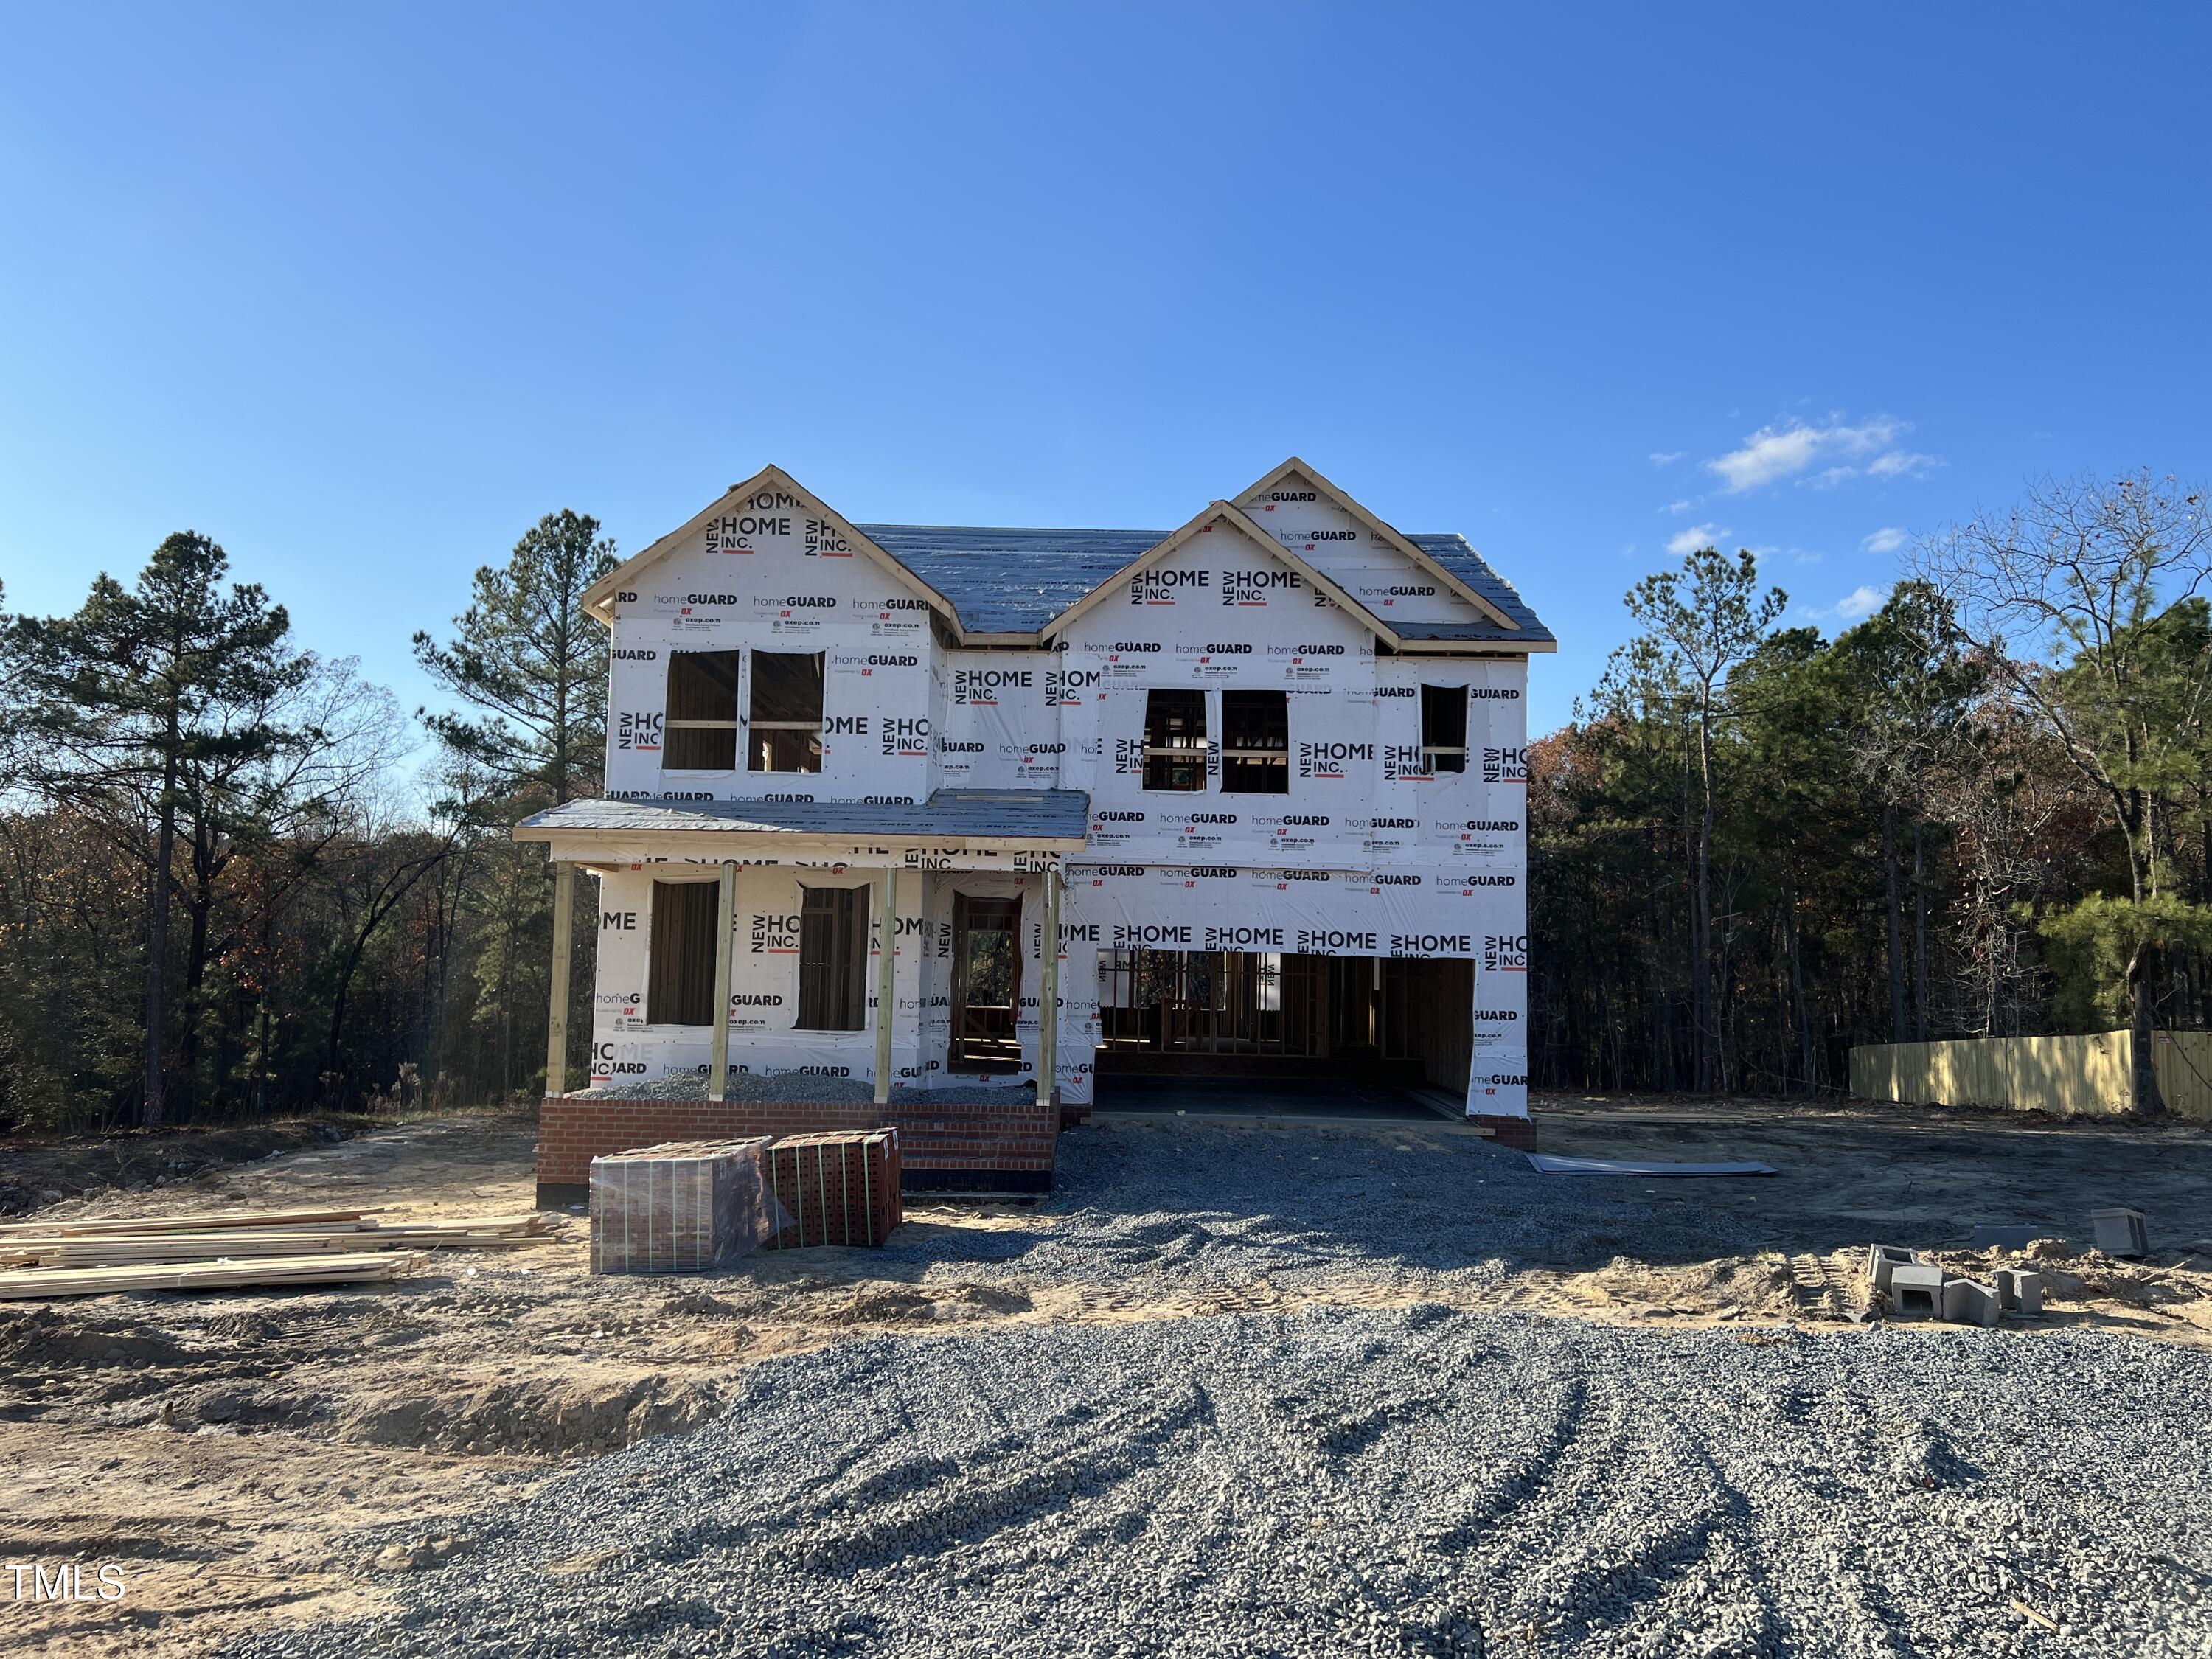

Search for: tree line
xmin=0 ymin=514 xmax=613 ymax=1133
xmin=1 ymin=470 xmax=2205 ymax=1133
xmin=1530 ymin=473 xmax=2212 ymax=1112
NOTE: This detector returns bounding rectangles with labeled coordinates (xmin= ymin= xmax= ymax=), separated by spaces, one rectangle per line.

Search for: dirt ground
xmin=0 ymin=1116 xmax=379 ymax=1219
xmin=3 ymin=1095 xmax=2209 ymax=1657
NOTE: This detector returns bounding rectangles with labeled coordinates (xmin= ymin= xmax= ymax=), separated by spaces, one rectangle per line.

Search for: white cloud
xmin=1866 ymin=450 xmax=1941 ymax=481
xmin=1862 ymin=526 xmax=1908 ymax=554
xmin=1705 ymin=414 xmax=1929 ymax=493
xmin=1666 ymin=522 xmax=1729 ymax=556
xmin=1798 ymin=582 xmax=1891 ymax=625
xmin=1649 ymin=451 xmax=1685 ymax=466
xmin=1835 ymin=584 xmax=1886 ymax=619
xmin=1661 ymin=498 xmax=1694 ymax=515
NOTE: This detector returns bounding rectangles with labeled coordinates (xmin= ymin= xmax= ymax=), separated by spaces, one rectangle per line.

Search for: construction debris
xmin=1941 ymin=1278 xmax=2001 ymax=1327
xmin=1864 ymin=1243 xmax=2060 ymax=1327
xmin=1864 ymin=1244 xmax=1922 ymax=1294
xmin=1887 ymin=1262 xmax=1945 ymax=1318
xmin=1995 ymin=1267 xmax=2044 ymax=1316
xmin=2090 ymin=1207 xmax=2149 ymax=1259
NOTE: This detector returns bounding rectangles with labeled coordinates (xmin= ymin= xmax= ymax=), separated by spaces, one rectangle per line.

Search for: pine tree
xmin=6 ymin=534 xmax=310 ymax=1125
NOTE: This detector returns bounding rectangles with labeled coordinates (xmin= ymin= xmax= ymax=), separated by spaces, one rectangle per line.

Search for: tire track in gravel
xmin=1447 ymin=1324 xmax=1780 ymax=1655
xmin=223 ymin=1310 xmax=2212 ymax=1659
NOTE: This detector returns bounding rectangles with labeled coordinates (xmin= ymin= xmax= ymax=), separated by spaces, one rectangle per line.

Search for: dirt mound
xmin=333 ymin=1372 xmax=728 ymax=1457
xmin=0 ymin=1306 xmax=191 ymax=1370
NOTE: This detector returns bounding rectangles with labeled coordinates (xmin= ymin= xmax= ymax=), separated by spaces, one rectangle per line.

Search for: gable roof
xmin=1232 ymin=456 xmax=1520 ymax=633
xmin=1034 ymin=501 xmax=1402 ymax=646
xmin=579 ymin=460 xmax=1554 ymax=650
xmin=579 ymin=463 xmax=957 ymax=628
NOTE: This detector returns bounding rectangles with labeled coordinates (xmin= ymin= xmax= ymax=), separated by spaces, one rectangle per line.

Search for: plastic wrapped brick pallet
xmin=762 ymin=1130 xmax=902 ymax=1250
xmin=588 ymin=1138 xmax=789 ymax=1274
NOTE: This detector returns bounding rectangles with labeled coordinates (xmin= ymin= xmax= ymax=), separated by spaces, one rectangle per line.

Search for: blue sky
xmin=4 ymin=5 xmax=2208 ymax=745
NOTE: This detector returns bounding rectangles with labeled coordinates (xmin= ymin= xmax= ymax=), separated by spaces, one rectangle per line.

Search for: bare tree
xmin=1916 ymin=473 xmax=2212 ymax=1112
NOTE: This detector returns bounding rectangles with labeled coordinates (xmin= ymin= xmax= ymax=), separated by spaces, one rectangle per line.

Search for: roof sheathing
xmin=577 ymin=462 xmax=1551 ymax=648
xmin=857 ymin=525 xmax=1554 ymax=647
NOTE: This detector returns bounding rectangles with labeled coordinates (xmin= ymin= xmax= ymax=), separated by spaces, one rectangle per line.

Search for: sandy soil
xmin=2 ymin=1097 xmax=2208 ymax=1656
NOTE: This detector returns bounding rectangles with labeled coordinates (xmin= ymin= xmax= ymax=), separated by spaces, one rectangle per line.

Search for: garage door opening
xmin=1094 ymin=950 xmax=1472 ymax=1093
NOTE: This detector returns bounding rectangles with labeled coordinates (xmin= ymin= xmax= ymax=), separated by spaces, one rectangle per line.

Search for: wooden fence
xmin=1849 ymin=1031 xmax=2212 ymax=1121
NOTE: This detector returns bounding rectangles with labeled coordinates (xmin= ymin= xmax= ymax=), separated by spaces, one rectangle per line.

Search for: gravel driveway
xmin=232 ymin=1308 xmax=2210 ymax=1659
xmin=219 ymin=1122 xmax=2211 ymax=1658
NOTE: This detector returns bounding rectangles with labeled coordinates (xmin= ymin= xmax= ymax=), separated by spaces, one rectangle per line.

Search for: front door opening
xmin=950 ymin=893 xmax=1023 ymax=1073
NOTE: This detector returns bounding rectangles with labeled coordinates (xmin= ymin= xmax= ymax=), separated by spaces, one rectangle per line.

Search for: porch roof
xmin=513 ymin=787 xmax=1093 ymax=848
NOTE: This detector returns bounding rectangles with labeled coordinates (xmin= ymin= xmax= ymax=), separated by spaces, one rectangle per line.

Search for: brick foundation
xmin=535 ymin=1092 xmax=1058 ymax=1208
xmin=1470 ymin=1113 xmax=1538 ymax=1150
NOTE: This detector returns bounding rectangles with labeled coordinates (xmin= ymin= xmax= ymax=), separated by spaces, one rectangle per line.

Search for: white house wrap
xmin=519 ymin=458 xmax=1551 ymax=1127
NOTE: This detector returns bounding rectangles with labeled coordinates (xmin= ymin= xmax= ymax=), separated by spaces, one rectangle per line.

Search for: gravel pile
xmin=233 ymin=1307 xmax=2212 ymax=1659
xmin=576 ymin=1072 xmax=1037 ymax=1107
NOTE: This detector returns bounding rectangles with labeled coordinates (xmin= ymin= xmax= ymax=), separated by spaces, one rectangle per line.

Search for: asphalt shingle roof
xmin=854 ymin=525 xmax=1554 ymax=645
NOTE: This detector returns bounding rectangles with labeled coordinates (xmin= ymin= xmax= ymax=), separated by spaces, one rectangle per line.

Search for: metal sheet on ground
xmin=1526 ymin=1153 xmax=1778 ymax=1176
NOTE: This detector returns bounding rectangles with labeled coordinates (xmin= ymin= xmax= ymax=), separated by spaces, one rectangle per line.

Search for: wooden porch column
xmin=545 ymin=861 xmax=576 ymax=1097
xmin=1036 ymin=867 xmax=1060 ymax=1109
xmin=706 ymin=863 xmax=737 ymax=1102
xmin=874 ymin=866 xmax=899 ymax=1106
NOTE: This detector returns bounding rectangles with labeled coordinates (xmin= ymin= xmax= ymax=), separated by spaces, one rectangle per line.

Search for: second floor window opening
xmin=663 ymin=650 xmax=741 ymax=770
xmin=1141 ymin=689 xmax=1208 ymax=792
xmin=1220 ymin=690 xmax=1289 ymax=794
xmin=1420 ymin=684 xmax=1469 ymax=775
xmin=750 ymin=651 xmax=825 ymax=773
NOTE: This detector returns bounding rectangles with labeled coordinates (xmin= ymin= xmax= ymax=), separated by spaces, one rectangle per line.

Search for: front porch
xmin=520 ymin=790 xmax=1092 ymax=1207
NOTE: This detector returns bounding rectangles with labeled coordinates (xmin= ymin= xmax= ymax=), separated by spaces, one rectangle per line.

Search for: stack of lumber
xmin=0 ymin=1253 xmax=424 ymax=1300
xmin=0 ymin=1207 xmax=560 ymax=1299
xmin=762 ymin=1130 xmax=902 ymax=1250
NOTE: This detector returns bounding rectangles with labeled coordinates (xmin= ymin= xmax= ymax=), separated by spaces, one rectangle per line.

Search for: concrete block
xmin=2089 ymin=1208 xmax=2148 ymax=1259
xmin=1888 ymin=1263 xmax=1944 ymax=1319
xmin=1942 ymin=1278 xmax=2000 ymax=1327
xmin=1865 ymin=1244 xmax=1921 ymax=1294
xmin=1994 ymin=1267 xmax=2043 ymax=1317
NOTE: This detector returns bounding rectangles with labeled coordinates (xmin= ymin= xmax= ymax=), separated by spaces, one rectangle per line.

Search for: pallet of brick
xmin=588 ymin=1138 xmax=783 ymax=1275
xmin=762 ymin=1130 xmax=902 ymax=1250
